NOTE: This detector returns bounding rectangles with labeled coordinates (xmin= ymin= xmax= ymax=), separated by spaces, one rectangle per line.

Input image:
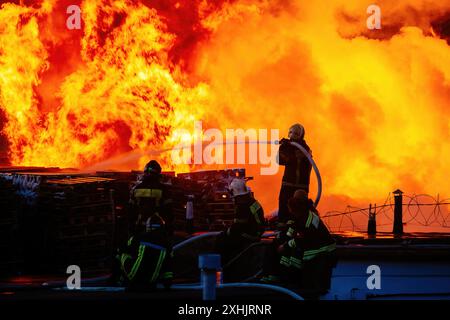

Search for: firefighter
xmin=277 ymin=123 xmax=312 ymax=222
xmin=118 ymin=214 xmax=174 ymax=291
xmin=130 ymin=160 xmax=174 ymax=236
xmin=282 ymin=190 xmax=336 ymax=294
xmin=262 ymin=190 xmax=336 ymax=297
xmin=216 ymin=179 xmax=266 ymax=264
xmin=111 ymin=160 xmax=174 ymax=290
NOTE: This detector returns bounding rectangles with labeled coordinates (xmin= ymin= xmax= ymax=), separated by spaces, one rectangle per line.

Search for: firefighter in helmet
xmin=130 ymin=160 xmax=174 ymax=235
xmin=112 ymin=160 xmax=174 ymax=290
xmin=277 ymin=123 xmax=312 ymax=222
xmin=262 ymin=190 xmax=336 ymax=298
xmin=216 ymin=178 xmax=266 ymax=264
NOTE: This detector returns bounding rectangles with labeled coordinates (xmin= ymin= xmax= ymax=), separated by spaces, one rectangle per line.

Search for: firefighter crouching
xmin=216 ymin=179 xmax=266 ymax=264
xmin=262 ymin=190 xmax=336 ymax=297
xmin=111 ymin=160 xmax=174 ymax=290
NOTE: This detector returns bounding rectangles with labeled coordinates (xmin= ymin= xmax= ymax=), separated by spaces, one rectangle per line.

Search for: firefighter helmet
xmin=144 ymin=160 xmax=162 ymax=175
xmin=229 ymin=178 xmax=249 ymax=197
xmin=288 ymin=123 xmax=305 ymax=141
xmin=293 ymin=189 xmax=308 ymax=201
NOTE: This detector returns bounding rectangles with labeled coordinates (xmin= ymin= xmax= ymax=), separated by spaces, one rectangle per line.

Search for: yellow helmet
xmin=288 ymin=123 xmax=305 ymax=141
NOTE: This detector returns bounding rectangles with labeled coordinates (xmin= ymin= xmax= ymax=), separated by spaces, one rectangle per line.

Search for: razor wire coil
xmin=322 ymin=193 xmax=450 ymax=232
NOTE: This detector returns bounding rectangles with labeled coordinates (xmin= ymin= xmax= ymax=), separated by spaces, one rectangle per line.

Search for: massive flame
xmin=0 ymin=0 xmax=210 ymax=172
xmin=0 ymin=0 xmax=449 ymax=216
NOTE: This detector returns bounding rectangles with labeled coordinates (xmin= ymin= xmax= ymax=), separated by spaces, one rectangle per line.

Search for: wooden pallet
xmin=55 ymin=214 xmax=113 ymax=226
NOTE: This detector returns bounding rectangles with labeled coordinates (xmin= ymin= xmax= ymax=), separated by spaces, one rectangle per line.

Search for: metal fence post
xmin=368 ymin=203 xmax=377 ymax=236
xmin=393 ymin=189 xmax=403 ymax=235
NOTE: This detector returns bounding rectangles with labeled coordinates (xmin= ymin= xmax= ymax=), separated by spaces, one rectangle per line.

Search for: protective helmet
xmin=144 ymin=160 xmax=162 ymax=175
xmin=293 ymin=189 xmax=308 ymax=201
xmin=229 ymin=178 xmax=249 ymax=197
xmin=288 ymin=123 xmax=305 ymax=141
xmin=288 ymin=189 xmax=312 ymax=213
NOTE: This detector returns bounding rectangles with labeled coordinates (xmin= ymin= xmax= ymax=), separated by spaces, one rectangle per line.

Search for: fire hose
xmin=287 ymin=141 xmax=322 ymax=207
xmin=84 ymin=139 xmax=323 ymax=207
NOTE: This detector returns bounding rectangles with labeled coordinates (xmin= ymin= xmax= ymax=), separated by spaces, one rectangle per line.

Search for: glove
xmin=287 ymin=239 xmax=297 ymax=248
xmin=279 ymin=138 xmax=290 ymax=145
xmin=277 ymin=239 xmax=296 ymax=254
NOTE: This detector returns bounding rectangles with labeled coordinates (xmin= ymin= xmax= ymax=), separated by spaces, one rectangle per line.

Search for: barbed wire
xmin=322 ymin=193 xmax=450 ymax=232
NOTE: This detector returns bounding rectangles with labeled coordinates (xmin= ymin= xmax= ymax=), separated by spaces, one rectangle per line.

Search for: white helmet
xmin=229 ymin=178 xmax=249 ymax=197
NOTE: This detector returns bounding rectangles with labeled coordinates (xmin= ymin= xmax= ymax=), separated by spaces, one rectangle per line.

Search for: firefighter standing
xmin=216 ymin=179 xmax=266 ymax=264
xmin=112 ymin=160 xmax=174 ymax=290
xmin=277 ymin=124 xmax=312 ymax=222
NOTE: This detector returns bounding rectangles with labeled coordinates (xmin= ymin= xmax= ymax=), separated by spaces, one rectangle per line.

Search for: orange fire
xmin=0 ymin=0 xmax=449 ymax=213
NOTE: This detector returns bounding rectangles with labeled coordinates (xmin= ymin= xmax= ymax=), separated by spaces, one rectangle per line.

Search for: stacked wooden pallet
xmin=173 ymin=169 xmax=247 ymax=232
xmin=94 ymin=169 xmax=246 ymax=233
xmin=169 ymin=176 xmax=208 ymax=232
xmin=205 ymin=199 xmax=235 ymax=231
xmin=37 ymin=176 xmax=116 ymax=273
xmin=88 ymin=171 xmax=141 ymax=247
